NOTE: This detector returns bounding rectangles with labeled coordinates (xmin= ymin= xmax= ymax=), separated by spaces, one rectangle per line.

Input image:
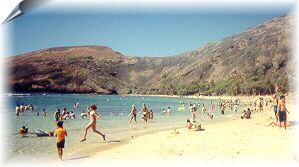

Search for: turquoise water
xmin=4 ymin=94 xmax=246 ymax=161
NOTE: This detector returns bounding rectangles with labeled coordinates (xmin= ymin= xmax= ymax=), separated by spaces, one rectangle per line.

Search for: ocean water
xmin=3 ymin=94 xmax=247 ymax=161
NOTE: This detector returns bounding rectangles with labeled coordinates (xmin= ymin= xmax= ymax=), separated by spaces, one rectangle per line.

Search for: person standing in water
xmin=80 ymin=104 xmax=106 ymax=142
xmin=15 ymin=104 xmax=20 ymax=116
xmin=129 ymin=105 xmax=137 ymax=123
xmin=54 ymin=109 xmax=61 ymax=122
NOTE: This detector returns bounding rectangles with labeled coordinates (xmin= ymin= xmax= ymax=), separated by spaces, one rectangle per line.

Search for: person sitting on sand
xmin=19 ymin=125 xmax=28 ymax=135
xmin=185 ymin=119 xmax=193 ymax=129
xmin=34 ymin=130 xmax=54 ymax=137
xmin=267 ymin=121 xmax=292 ymax=127
xmin=241 ymin=108 xmax=251 ymax=119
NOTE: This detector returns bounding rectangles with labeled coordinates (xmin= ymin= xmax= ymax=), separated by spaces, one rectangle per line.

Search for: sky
xmin=6 ymin=5 xmax=295 ymax=57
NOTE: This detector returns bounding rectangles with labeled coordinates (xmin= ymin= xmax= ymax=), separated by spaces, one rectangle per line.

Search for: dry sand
xmin=63 ymin=103 xmax=299 ymax=166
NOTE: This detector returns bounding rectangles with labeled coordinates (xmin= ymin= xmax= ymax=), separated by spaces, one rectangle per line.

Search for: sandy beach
xmin=54 ymin=100 xmax=299 ymax=166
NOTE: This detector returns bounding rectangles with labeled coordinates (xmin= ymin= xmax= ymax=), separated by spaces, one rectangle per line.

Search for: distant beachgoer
xmin=207 ymin=105 xmax=214 ymax=119
xmin=146 ymin=105 xmax=151 ymax=119
xmin=193 ymin=121 xmax=205 ymax=131
xmin=241 ymin=108 xmax=251 ymax=119
xmin=141 ymin=104 xmax=148 ymax=123
xmin=189 ymin=102 xmax=193 ymax=112
xmin=259 ymin=98 xmax=264 ymax=114
xmin=167 ymin=107 xmax=171 ymax=116
xmin=80 ymin=111 xmax=88 ymax=119
xmin=267 ymin=121 xmax=291 ymax=127
xmin=220 ymin=104 xmax=225 ymax=115
xmin=20 ymin=104 xmax=25 ymax=113
xmin=54 ymin=109 xmax=61 ymax=122
xmin=129 ymin=104 xmax=137 ymax=123
xmin=69 ymin=111 xmax=76 ymax=119
xmin=233 ymin=104 xmax=238 ymax=114
xmin=278 ymin=95 xmax=290 ymax=129
xmin=149 ymin=110 xmax=154 ymax=119
xmin=15 ymin=105 xmax=20 ymax=116
xmin=273 ymin=95 xmax=279 ymax=122
xmin=201 ymin=105 xmax=206 ymax=116
xmin=80 ymin=105 xmax=106 ymax=142
xmin=185 ymin=119 xmax=193 ymax=129
xmin=55 ymin=121 xmax=67 ymax=160
xmin=42 ymin=109 xmax=47 ymax=116
xmin=36 ymin=112 xmax=40 ymax=116
xmin=191 ymin=106 xmax=197 ymax=121
xmin=34 ymin=130 xmax=54 ymax=137
xmin=61 ymin=108 xmax=69 ymax=120
xmin=74 ymin=102 xmax=79 ymax=108
xmin=19 ymin=125 xmax=28 ymax=135
xmin=162 ymin=109 xmax=166 ymax=115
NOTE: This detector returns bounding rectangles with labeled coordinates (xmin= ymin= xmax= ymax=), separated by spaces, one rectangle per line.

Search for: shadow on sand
xmin=64 ymin=156 xmax=90 ymax=161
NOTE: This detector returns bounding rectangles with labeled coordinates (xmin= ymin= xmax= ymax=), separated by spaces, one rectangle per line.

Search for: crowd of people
xmin=15 ymin=93 xmax=292 ymax=160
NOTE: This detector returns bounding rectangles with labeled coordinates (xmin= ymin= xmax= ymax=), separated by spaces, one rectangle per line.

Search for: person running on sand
xmin=129 ymin=104 xmax=137 ymax=123
xmin=80 ymin=105 xmax=106 ymax=142
xmin=278 ymin=95 xmax=290 ymax=129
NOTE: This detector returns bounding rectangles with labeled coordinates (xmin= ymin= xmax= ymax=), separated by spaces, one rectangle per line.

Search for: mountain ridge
xmin=8 ymin=15 xmax=294 ymax=95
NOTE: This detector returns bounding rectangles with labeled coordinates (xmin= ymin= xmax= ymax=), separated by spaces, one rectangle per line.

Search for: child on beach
xmin=55 ymin=121 xmax=67 ymax=160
